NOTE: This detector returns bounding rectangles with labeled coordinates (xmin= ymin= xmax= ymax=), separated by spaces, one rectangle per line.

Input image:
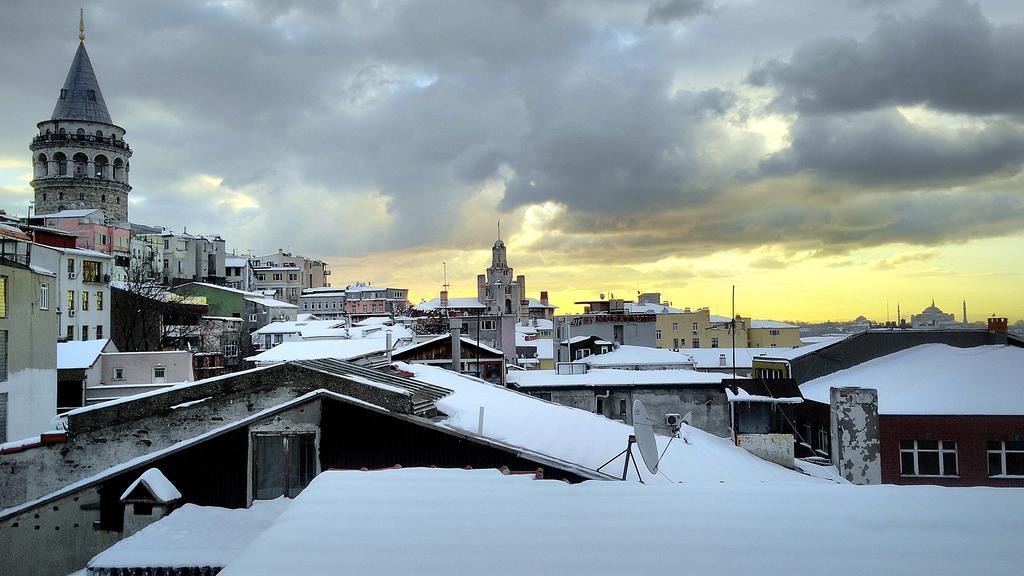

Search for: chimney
xmin=830 ymin=387 xmax=881 ymax=485
xmin=450 ymin=318 xmax=463 ymax=372
xmin=988 ymin=316 xmax=1008 ymax=345
xmin=385 ymin=331 xmax=393 ymax=364
xmin=440 ymin=289 xmax=449 ymax=309
xmin=540 ymin=291 xmax=549 ymax=306
xmin=516 ymin=274 xmax=526 ymax=303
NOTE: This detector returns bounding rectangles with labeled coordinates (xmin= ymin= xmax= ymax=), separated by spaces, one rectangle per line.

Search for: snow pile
xmin=88 ymin=498 xmax=290 ymax=571
xmin=119 ymin=468 xmax=182 ymax=503
xmin=726 ymin=388 xmax=802 ymax=403
xmin=800 ymin=344 xmax=1024 ymax=415
xmin=397 ymin=363 xmax=809 ymax=484
xmin=251 ymin=319 xmax=344 ymax=336
xmin=220 ymin=468 xmax=1024 ymax=576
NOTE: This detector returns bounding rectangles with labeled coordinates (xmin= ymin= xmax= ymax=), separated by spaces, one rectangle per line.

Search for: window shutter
xmin=0 ymin=392 xmax=7 ymax=443
xmin=0 ymin=330 xmax=8 ymax=382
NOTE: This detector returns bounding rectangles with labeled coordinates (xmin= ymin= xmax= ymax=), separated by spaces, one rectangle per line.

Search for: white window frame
xmin=574 ymin=348 xmax=591 ymax=360
xmin=114 ymin=368 xmax=124 ymax=380
xmin=655 ymin=329 xmax=662 ymax=340
xmin=39 ymin=283 xmax=49 ymax=310
xmin=900 ymin=440 xmax=959 ymax=477
xmin=692 ymin=322 xmax=699 ymax=333
xmin=481 ymin=319 xmax=496 ymax=331
xmin=988 ymin=441 xmax=1024 ymax=478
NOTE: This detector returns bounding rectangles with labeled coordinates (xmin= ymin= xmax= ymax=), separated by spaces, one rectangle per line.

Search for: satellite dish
xmin=632 ymin=400 xmax=659 ymax=474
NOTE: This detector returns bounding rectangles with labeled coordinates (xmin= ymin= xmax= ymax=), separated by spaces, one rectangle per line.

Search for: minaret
xmin=30 ymin=10 xmax=133 ymax=223
xmin=963 ymin=300 xmax=968 ymax=325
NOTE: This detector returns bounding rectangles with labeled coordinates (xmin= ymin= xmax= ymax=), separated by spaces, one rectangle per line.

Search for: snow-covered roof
xmin=296 ymin=313 xmax=320 ymax=321
xmin=29 ymin=264 xmax=56 ymax=277
xmin=393 ymin=334 xmax=504 ymax=357
xmin=354 ymin=316 xmax=392 ymax=326
xmin=800 ymin=344 xmax=1024 ymax=415
xmin=413 ymin=297 xmax=486 ymax=311
xmin=749 ymin=320 xmax=799 ymax=329
xmin=299 ymin=324 xmax=414 ymax=341
xmin=758 ymin=335 xmax=849 ymax=361
xmin=509 ymin=368 xmax=729 ymax=388
xmin=398 ymin=363 xmax=808 ymax=484
xmin=244 ymin=296 xmax=297 ymax=309
xmin=224 ymin=257 xmax=249 ymax=268
xmin=245 ymin=339 xmax=392 ymax=364
xmin=176 ymin=282 xmax=265 ymax=298
xmin=525 ymin=298 xmax=557 ymax=309
xmin=57 ymin=339 xmax=113 ymax=370
xmin=215 ymin=466 xmax=1019 ymax=576
xmin=120 ymin=468 xmax=182 ymax=503
xmin=252 ymin=319 xmax=344 ymax=336
xmin=625 ymin=302 xmax=684 ymax=314
xmin=709 ymin=314 xmax=733 ymax=323
xmin=89 ymin=499 xmax=290 ymax=572
xmin=575 ymin=345 xmax=696 ymax=368
xmin=35 ymin=208 xmax=101 ymax=219
xmin=685 ymin=347 xmax=783 ymax=369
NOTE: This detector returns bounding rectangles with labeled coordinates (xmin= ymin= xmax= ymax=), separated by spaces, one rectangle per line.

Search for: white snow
xmin=243 ymin=295 xmax=297 ymax=309
xmin=398 ymin=362 xmax=811 ymax=484
xmin=761 ymin=335 xmax=848 ymax=360
xmin=57 ymin=339 xmax=112 ymax=370
xmin=726 ymin=388 xmax=802 ymax=403
xmin=88 ymin=498 xmax=290 ymax=571
xmin=799 ymin=344 xmax=1024 ymax=415
xmin=251 ymin=319 xmax=344 ymax=335
xmin=395 ymin=334 xmax=504 ymax=357
xmin=749 ymin=319 xmax=799 ymax=329
xmin=509 ymin=368 xmax=729 ymax=388
xmin=245 ymin=339 xmax=391 ymax=364
xmin=685 ymin=347 xmax=801 ymax=369
xmin=575 ymin=344 xmax=696 ymax=368
xmin=219 ymin=467 xmax=1024 ymax=576
xmin=119 ymin=468 xmax=182 ymax=503
xmin=412 ymin=296 xmax=486 ymax=311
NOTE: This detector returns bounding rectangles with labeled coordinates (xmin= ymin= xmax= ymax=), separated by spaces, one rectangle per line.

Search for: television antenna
xmin=596 ymin=399 xmax=661 ymax=481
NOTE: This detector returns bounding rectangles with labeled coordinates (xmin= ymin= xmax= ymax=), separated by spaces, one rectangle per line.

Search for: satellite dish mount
xmin=596 ymin=434 xmax=644 ymax=482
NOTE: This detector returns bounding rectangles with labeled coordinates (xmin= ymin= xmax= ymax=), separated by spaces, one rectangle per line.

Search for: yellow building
xmin=747 ymin=320 xmax=802 ymax=348
xmin=653 ymin=307 xmax=751 ymax=349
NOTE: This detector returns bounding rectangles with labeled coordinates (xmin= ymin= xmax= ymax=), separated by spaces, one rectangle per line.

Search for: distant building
xmin=910 ymin=300 xmax=959 ymax=329
xmin=27 ymin=209 xmax=130 ymax=280
xmin=171 ymin=283 xmax=296 ymax=332
xmin=224 ymin=254 xmax=255 ymax=292
xmin=251 ymin=250 xmax=330 ymax=304
xmin=133 ymin=225 xmax=226 ymax=286
xmin=32 ymin=243 xmax=113 ymax=342
xmin=298 ymin=287 xmax=346 ymax=320
xmin=747 ymin=320 xmax=802 ymax=348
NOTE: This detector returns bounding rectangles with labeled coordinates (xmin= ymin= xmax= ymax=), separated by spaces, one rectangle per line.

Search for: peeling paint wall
xmin=737 ymin=433 xmax=795 ymax=468
xmin=830 ymin=387 xmax=881 ymax=485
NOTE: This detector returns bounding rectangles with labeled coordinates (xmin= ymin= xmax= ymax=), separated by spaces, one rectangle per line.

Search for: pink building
xmin=29 ymin=208 xmax=130 ymax=278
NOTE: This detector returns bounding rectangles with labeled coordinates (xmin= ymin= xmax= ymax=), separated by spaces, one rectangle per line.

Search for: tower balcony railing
xmin=32 ymin=133 xmax=131 ymax=152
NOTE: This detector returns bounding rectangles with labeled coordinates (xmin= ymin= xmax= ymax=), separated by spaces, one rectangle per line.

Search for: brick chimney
xmin=988 ymin=316 xmax=1008 ymax=345
xmin=440 ymin=289 xmax=449 ymax=309
xmin=540 ymin=291 xmax=549 ymax=306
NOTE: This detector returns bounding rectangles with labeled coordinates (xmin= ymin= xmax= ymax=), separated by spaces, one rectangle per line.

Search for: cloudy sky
xmin=1 ymin=0 xmax=1022 ymax=322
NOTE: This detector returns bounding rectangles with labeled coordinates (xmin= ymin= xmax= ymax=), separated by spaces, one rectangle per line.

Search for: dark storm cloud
xmin=760 ymin=110 xmax=1024 ymax=185
xmin=645 ymin=0 xmax=714 ymax=24
xmin=749 ymin=0 xmax=1024 ymax=115
xmin=0 ymin=0 xmax=1022 ymax=263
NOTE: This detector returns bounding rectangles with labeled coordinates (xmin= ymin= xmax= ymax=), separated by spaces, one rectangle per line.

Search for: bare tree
xmin=111 ymin=260 xmax=204 ymax=352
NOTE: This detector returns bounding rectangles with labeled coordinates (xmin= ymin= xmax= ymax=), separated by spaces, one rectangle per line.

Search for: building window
xmin=67 ymin=258 xmax=75 ymax=276
xmin=672 ymin=323 xmax=679 ymax=332
xmin=0 ymin=392 xmax=6 ymax=444
xmin=66 ymin=325 xmax=74 ymax=341
xmin=96 ymin=292 xmax=103 ymax=311
xmin=82 ymin=260 xmax=101 ymax=283
xmin=39 ymin=283 xmax=49 ymax=310
xmin=82 ymin=291 xmax=89 ymax=311
xmin=224 ymin=344 xmax=239 ymax=358
xmin=900 ymin=440 xmax=958 ymax=477
xmin=817 ymin=428 xmax=830 ymax=456
xmin=82 ymin=325 xmax=89 ymax=340
xmin=153 ymin=366 xmax=166 ymax=380
xmin=711 ymin=337 xmax=719 ymax=348
xmin=692 ymin=322 xmax=699 ymax=333
xmin=692 ymin=338 xmax=700 ymax=348
xmin=619 ymin=399 xmax=627 ymax=418
xmin=273 ymin=273 xmax=282 ymax=281
xmin=574 ymin=349 xmax=590 ymax=360
xmin=481 ymin=319 xmax=496 ymax=331
xmin=289 ymin=273 xmax=297 ymax=281
xmin=596 ymin=396 xmax=605 ymax=415
xmin=673 ymin=338 xmax=679 ymax=348
xmin=0 ymin=277 xmax=6 ymax=318
xmin=769 ymin=329 xmax=780 ymax=336
xmin=988 ymin=441 xmax=1024 ymax=477
xmin=0 ymin=331 xmax=7 ymax=382
xmin=67 ymin=290 xmax=75 ymax=311
xmin=114 ymin=368 xmax=124 ymax=380
xmin=249 ymin=314 xmax=258 ymax=322
xmin=253 ymin=433 xmax=316 ymax=499
xmin=96 ymin=325 xmax=103 ymax=340
xmin=655 ymin=329 xmax=662 ymax=340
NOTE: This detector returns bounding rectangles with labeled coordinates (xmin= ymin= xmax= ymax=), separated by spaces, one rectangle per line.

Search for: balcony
xmin=32 ymin=133 xmax=132 ymax=152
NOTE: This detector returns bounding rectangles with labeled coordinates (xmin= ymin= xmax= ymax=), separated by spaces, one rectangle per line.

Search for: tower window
xmin=87 ymin=90 xmax=96 ymax=101
xmin=60 ymin=89 xmax=68 ymax=99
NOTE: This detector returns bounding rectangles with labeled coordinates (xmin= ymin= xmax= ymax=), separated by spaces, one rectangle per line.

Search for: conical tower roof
xmin=50 ymin=42 xmax=113 ymax=124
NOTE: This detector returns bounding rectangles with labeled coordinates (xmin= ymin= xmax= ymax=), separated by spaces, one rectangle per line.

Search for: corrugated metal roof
xmin=292 ymin=359 xmax=453 ymax=412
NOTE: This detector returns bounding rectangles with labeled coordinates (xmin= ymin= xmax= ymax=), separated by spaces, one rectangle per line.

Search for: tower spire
xmin=79 ymin=8 xmax=85 ymax=42
xmin=497 ymin=219 xmax=501 ymax=242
